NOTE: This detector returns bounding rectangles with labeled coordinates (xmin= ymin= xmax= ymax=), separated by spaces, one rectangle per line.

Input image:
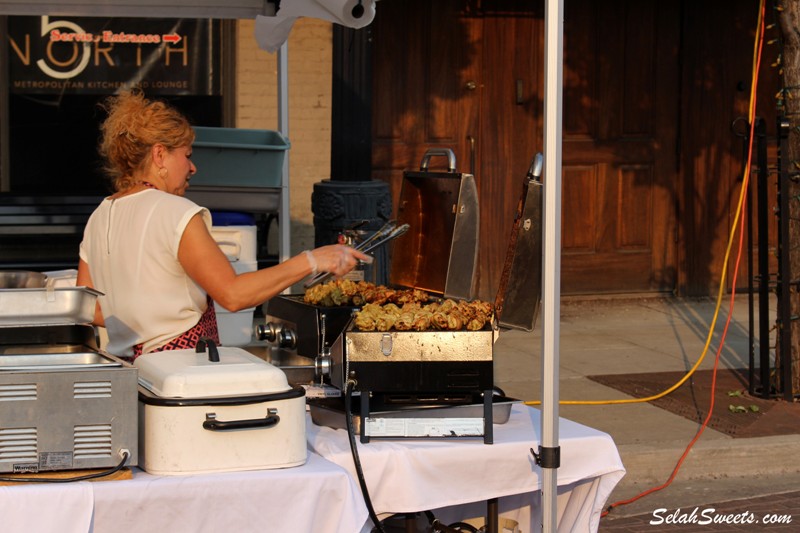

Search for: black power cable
xmin=0 ymin=450 xmax=130 ymax=484
xmin=424 ymin=510 xmax=482 ymax=533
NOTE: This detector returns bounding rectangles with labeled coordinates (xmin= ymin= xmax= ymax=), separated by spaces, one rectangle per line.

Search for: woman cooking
xmin=77 ymin=90 xmax=368 ymax=360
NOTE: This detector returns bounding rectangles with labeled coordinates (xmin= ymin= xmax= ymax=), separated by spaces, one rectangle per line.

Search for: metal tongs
xmin=303 ymin=220 xmax=410 ymax=289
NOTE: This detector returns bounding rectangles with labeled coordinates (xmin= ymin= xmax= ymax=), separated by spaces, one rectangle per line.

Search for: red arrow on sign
xmin=163 ymin=34 xmax=182 ymax=43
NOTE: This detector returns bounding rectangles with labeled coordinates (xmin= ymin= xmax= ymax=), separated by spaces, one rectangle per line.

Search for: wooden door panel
xmin=562 ymin=164 xmax=653 ymax=248
xmin=617 ymin=165 xmax=654 ymax=250
xmin=562 ymin=165 xmax=597 ymax=252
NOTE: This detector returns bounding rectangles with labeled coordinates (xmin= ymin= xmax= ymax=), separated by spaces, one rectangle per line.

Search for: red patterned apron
xmin=132 ymin=296 xmax=220 ymax=360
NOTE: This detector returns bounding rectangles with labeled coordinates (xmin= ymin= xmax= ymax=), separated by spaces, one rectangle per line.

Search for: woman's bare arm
xmin=77 ymin=259 xmax=105 ymax=327
xmin=178 ymin=214 xmax=369 ymax=312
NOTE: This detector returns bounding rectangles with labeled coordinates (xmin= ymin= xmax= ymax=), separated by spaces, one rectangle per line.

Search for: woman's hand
xmin=308 ymin=244 xmax=372 ymax=277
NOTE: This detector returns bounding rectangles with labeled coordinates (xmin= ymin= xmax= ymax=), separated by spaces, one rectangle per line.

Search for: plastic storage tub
xmin=191 ymin=127 xmax=290 ymax=188
xmin=210 ymin=212 xmax=258 ymax=346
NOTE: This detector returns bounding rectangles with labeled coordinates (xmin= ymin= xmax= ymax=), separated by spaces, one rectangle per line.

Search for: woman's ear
xmin=151 ymin=143 xmax=166 ymax=167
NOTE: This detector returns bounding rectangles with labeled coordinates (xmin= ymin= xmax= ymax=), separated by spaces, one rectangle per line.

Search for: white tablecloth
xmin=1 ymin=482 xmax=93 ymax=533
xmin=3 ymin=451 xmax=368 ymax=533
xmin=307 ymin=403 xmax=626 ymax=532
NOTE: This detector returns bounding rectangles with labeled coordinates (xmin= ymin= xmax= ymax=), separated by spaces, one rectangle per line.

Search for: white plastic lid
xmin=135 ymin=347 xmax=290 ymax=399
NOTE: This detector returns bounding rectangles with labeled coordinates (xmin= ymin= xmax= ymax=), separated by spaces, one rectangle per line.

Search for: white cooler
xmin=135 ymin=345 xmax=307 ymax=475
xmin=211 ymin=224 xmax=258 ymax=346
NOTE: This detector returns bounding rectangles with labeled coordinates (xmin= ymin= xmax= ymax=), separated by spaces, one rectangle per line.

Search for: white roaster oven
xmin=135 ymin=339 xmax=307 ymax=475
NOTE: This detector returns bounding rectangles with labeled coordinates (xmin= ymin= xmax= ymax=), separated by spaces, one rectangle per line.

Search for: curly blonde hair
xmin=98 ymin=90 xmax=195 ymax=191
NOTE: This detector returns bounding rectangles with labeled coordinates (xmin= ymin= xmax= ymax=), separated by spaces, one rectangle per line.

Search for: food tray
xmin=0 ymin=287 xmax=101 ymax=326
xmin=0 ymin=351 xmax=122 ymax=371
xmin=308 ymin=394 xmax=519 ymax=434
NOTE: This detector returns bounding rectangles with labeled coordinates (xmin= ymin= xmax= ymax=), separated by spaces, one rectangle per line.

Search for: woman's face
xmin=162 ymin=145 xmax=196 ymax=196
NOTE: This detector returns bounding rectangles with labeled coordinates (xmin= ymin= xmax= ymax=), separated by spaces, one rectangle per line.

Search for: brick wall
xmin=236 ymin=19 xmax=332 ymax=257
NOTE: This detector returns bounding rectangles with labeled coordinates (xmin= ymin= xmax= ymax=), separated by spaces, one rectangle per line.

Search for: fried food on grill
xmin=353 ymin=314 xmax=376 ymax=331
xmin=411 ymin=310 xmax=432 ymax=331
xmin=304 ymin=280 xmax=493 ymax=331
xmin=395 ymin=289 xmax=430 ymax=305
xmin=304 ymin=283 xmax=334 ymax=307
xmin=353 ymin=298 xmax=494 ymax=332
xmin=353 ymin=303 xmax=383 ymax=331
xmin=303 ymin=280 xmax=431 ymax=307
xmin=394 ymin=312 xmax=415 ymax=331
xmin=431 ymin=310 xmax=450 ymax=330
xmin=375 ymin=313 xmax=397 ymax=332
xmin=446 ymin=311 xmax=465 ymax=330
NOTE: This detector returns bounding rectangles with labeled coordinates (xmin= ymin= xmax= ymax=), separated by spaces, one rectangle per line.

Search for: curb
xmin=615 ymin=434 xmax=800 ymax=487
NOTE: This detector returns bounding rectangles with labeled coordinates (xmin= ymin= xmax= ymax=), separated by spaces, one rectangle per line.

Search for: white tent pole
xmin=540 ymin=0 xmax=563 ymax=532
xmin=277 ymin=40 xmax=290 ymax=265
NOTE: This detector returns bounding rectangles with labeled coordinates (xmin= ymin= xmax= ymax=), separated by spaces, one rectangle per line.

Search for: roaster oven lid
xmin=135 ymin=347 xmax=290 ymax=399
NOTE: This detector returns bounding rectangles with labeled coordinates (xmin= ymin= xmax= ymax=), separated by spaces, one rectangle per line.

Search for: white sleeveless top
xmin=79 ymin=189 xmax=211 ymax=356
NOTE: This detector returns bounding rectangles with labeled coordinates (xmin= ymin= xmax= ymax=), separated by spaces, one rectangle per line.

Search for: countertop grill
xmin=259 ymin=149 xmax=543 ymax=442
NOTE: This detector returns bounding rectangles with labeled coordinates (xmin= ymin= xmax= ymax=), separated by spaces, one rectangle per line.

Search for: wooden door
xmin=559 ymin=1 xmax=680 ymax=294
xmin=372 ymin=0 xmax=680 ymax=298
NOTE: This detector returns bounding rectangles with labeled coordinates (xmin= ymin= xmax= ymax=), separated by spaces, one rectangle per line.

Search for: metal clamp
xmin=530 ymin=445 xmax=561 ymax=469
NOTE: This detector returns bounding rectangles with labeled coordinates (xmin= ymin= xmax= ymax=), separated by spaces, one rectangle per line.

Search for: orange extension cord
xmin=601 ymin=0 xmax=767 ymax=517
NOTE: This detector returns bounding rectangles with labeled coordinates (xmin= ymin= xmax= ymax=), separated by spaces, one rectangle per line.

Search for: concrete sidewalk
xmin=492 ymin=294 xmax=800 ymax=522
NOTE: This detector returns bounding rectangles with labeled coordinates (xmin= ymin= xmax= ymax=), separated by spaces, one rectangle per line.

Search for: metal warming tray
xmin=0 ymin=351 xmax=121 ymax=370
xmin=0 ymin=286 xmax=101 ymax=326
xmin=136 ymin=346 xmax=307 ymax=475
xmin=0 ymin=324 xmax=138 ymax=474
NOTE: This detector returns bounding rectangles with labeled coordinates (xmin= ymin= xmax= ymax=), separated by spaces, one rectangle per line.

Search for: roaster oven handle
xmin=196 ymin=336 xmax=220 ymax=362
xmin=203 ymin=411 xmax=280 ymax=432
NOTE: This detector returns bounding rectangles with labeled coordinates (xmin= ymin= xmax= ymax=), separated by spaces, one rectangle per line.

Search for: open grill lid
xmin=494 ymin=153 xmax=544 ymax=332
xmin=389 ymin=148 xmax=479 ymax=301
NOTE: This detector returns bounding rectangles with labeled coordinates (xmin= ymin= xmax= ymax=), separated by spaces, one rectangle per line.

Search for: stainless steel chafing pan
xmin=0 ymin=351 xmax=122 ymax=371
xmin=0 ymin=286 xmax=102 ymax=326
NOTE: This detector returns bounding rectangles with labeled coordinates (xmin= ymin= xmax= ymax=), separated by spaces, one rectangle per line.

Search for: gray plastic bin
xmin=190 ymin=127 xmax=290 ymax=188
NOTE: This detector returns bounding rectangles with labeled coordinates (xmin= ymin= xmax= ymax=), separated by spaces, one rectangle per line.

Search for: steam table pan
xmin=0 ymin=287 xmax=101 ymax=326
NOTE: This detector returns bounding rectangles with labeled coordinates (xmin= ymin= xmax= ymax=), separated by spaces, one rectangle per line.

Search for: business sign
xmin=6 ymin=16 xmax=221 ymax=95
